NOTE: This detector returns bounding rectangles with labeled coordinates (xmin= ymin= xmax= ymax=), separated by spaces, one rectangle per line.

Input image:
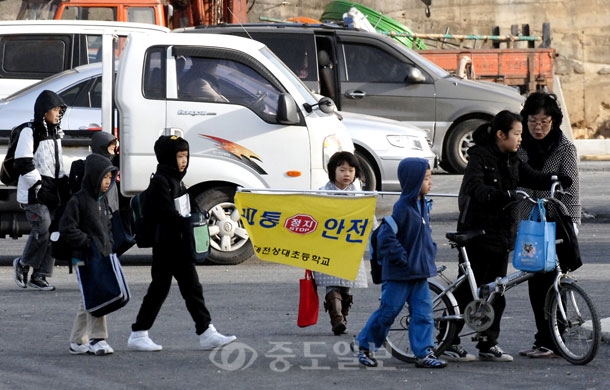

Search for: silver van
xmin=178 ymin=24 xmax=525 ymax=173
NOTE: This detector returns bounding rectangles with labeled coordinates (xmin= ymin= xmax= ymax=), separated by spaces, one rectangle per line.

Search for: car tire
xmin=355 ymin=150 xmax=378 ymax=191
xmin=192 ymin=186 xmax=254 ymax=265
xmin=443 ymin=118 xmax=485 ymax=173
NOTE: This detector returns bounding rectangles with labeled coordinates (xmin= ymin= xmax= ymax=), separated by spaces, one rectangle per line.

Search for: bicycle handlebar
xmin=515 ymin=178 xmax=564 ymax=204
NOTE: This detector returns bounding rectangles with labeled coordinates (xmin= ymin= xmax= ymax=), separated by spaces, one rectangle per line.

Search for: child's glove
xmin=71 ymin=258 xmax=85 ymax=267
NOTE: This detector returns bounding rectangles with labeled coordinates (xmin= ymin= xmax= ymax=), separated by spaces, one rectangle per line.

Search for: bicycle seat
xmin=446 ymin=230 xmax=486 ymax=246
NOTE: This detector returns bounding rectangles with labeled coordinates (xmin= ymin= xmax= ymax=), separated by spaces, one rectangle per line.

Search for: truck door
xmin=125 ymin=45 xmax=311 ymax=192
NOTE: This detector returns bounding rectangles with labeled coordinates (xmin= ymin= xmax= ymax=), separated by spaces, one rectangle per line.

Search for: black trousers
xmin=527 ymin=271 xmax=556 ymax=350
xmin=132 ymin=245 xmax=212 ymax=335
xmin=451 ymin=244 xmax=509 ymax=351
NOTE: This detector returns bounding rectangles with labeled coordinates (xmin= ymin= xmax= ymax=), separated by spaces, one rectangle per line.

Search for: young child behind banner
xmin=313 ymin=151 xmax=368 ymax=336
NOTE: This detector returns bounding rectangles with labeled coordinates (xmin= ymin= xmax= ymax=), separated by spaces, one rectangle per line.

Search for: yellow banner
xmin=234 ymin=192 xmax=376 ymax=280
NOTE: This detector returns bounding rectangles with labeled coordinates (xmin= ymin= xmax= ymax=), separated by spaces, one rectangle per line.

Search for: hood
xmin=33 ymin=90 xmax=66 ymax=123
xmin=439 ymin=76 xmax=525 ymax=104
xmin=154 ymin=135 xmax=189 ymax=174
xmin=83 ymin=153 xmax=118 ymax=198
xmin=397 ymin=158 xmax=428 ymax=201
xmin=392 ymin=157 xmax=429 ymax=218
xmin=90 ymin=131 xmax=117 ymax=160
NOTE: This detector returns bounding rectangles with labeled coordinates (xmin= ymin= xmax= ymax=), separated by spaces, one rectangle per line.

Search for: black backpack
xmin=130 ymin=174 xmax=164 ymax=248
xmin=1 ymin=122 xmax=37 ymax=186
xmin=368 ymin=216 xmax=398 ymax=284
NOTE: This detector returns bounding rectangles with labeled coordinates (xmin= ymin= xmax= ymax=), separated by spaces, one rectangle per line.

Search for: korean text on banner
xmin=235 ymin=193 xmax=376 ymax=280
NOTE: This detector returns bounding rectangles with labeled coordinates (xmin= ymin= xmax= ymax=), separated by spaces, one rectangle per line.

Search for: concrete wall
xmin=245 ymin=0 xmax=610 ymax=138
xmin=3 ymin=0 xmax=609 ymax=137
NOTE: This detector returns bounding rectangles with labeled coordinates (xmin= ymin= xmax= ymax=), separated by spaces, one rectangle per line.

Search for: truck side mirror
xmin=404 ymin=66 xmax=427 ymax=84
xmin=277 ymin=93 xmax=300 ymax=125
xmin=303 ymin=96 xmax=336 ymax=115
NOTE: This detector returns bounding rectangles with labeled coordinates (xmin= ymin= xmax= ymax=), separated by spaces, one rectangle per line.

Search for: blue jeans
xmin=21 ymin=203 xmax=55 ymax=277
xmin=356 ymin=279 xmax=434 ymax=358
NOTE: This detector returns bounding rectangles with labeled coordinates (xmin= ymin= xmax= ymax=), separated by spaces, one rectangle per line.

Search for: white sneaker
xmin=199 ymin=324 xmax=236 ymax=350
xmin=90 ymin=339 xmax=114 ymax=356
xmin=128 ymin=330 xmax=162 ymax=352
xmin=69 ymin=342 xmax=91 ymax=355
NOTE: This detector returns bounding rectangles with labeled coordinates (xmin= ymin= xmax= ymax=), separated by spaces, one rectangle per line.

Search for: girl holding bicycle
xmin=444 ymin=110 xmax=572 ymax=362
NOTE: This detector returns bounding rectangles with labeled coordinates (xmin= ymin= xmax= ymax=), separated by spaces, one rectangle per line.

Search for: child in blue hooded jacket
xmin=353 ymin=158 xmax=446 ymax=369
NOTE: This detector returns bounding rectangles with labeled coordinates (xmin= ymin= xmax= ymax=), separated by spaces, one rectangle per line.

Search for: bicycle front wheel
xmin=384 ymin=281 xmax=458 ymax=363
xmin=547 ymin=282 xmax=601 ymax=365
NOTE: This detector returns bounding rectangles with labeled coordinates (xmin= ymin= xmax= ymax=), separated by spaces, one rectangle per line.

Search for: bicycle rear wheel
xmin=384 ymin=281 xmax=458 ymax=362
xmin=547 ymin=281 xmax=601 ymax=365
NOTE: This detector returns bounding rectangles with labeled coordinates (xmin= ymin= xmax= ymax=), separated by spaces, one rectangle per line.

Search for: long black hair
xmin=472 ymin=110 xmax=523 ymax=146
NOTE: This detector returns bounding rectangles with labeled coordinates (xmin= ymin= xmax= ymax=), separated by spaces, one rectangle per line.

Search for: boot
xmin=341 ymin=292 xmax=353 ymax=327
xmin=324 ymin=290 xmax=346 ymax=335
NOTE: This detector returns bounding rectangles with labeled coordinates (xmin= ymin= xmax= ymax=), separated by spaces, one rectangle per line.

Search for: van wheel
xmin=355 ymin=150 xmax=378 ymax=191
xmin=193 ymin=187 xmax=253 ymax=265
xmin=443 ymin=119 xmax=484 ymax=173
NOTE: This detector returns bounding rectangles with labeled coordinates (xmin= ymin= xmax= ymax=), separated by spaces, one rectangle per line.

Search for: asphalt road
xmin=0 ymin=161 xmax=609 ymax=390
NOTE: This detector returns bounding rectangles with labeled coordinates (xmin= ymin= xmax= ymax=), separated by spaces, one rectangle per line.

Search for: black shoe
xmin=13 ymin=258 xmax=29 ymax=288
xmin=28 ymin=276 xmax=55 ymax=291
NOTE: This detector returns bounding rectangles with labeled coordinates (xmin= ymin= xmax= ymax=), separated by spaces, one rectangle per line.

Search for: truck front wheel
xmin=193 ymin=186 xmax=253 ymax=265
xmin=443 ymin=119 xmax=485 ymax=173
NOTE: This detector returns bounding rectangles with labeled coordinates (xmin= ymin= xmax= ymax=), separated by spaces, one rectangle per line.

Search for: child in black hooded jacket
xmin=60 ymin=153 xmax=118 ymax=355
xmin=127 ymin=135 xmax=236 ymax=352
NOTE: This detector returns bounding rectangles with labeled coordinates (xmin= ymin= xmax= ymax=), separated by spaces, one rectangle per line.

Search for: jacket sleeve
xmin=460 ymin=153 xmax=500 ymax=206
xmin=149 ymin=175 xmax=185 ymax=243
xmin=13 ymin=127 xmax=41 ymax=187
xmin=377 ymin=223 xmax=408 ymax=269
xmin=554 ymin=144 xmax=581 ymax=224
xmin=517 ymin=160 xmax=559 ymax=192
xmin=58 ymin=195 xmax=90 ymax=253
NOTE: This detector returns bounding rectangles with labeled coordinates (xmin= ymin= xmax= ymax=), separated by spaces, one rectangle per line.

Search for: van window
xmin=342 ymin=43 xmax=407 ymax=83
xmin=127 ymin=7 xmax=156 ymax=24
xmin=246 ymin=33 xmax=317 ymax=82
xmin=61 ymin=6 xmax=117 ymax=21
xmin=0 ymin=35 xmax=70 ymax=78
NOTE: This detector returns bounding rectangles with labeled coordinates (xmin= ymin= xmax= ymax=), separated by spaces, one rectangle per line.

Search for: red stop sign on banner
xmin=284 ymin=214 xmax=318 ymax=234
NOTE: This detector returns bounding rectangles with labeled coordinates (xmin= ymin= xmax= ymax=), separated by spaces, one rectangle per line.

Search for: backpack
xmin=130 ymin=174 xmax=160 ymax=248
xmin=368 ymin=216 xmax=398 ymax=284
xmin=1 ymin=122 xmax=37 ymax=186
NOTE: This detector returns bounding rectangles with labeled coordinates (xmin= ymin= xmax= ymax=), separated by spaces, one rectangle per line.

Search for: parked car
xmin=176 ymin=23 xmax=525 ymax=173
xmin=0 ymin=64 xmax=108 ymax=146
xmin=0 ymin=62 xmax=435 ymax=191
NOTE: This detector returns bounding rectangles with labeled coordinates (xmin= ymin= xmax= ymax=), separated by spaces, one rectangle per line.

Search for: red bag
xmin=297 ymin=270 xmax=319 ymax=327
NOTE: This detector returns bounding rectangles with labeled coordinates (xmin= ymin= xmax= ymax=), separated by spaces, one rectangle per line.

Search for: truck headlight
xmin=387 ymin=135 xmax=424 ymax=151
xmin=323 ymin=135 xmax=342 ymax=172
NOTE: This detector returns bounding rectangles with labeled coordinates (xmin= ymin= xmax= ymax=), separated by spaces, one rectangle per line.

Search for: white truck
xmin=107 ymin=32 xmax=354 ymax=264
xmin=1 ymin=26 xmax=433 ymax=266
